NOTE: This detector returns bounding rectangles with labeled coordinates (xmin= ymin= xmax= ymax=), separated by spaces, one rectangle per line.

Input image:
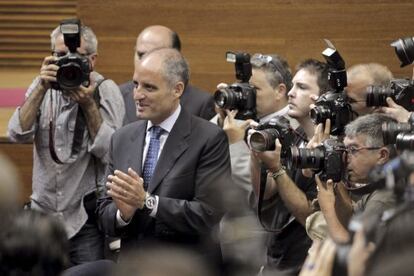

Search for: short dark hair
xmin=171 ymin=31 xmax=181 ymax=51
xmin=296 ymin=59 xmax=330 ymax=95
xmin=0 ymin=210 xmax=69 ymax=276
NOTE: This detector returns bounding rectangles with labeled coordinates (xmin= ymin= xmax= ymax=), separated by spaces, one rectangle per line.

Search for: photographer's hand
xmin=316 ymin=175 xmax=350 ymax=243
xmin=72 ymin=80 xmax=103 ymax=141
xmin=299 ymin=239 xmax=336 ymax=276
xmin=251 ymin=138 xmax=282 ymax=173
xmin=377 ymin=97 xmax=411 ymax=123
xmin=302 ymin=119 xmax=331 ymax=177
xmin=19 ymin=55 xmax=58 ymax=131
xmin=222 ymin=110 xmax=252 ymax=144
xmin=347 ymin=227 xmax=376 ymax=276
xmin=39 ymin=55 xmax=59 ymax=91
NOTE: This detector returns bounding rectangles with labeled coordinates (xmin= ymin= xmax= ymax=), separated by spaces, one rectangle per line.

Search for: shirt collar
xmin=147 ymin=104 xmax=181 ymax=133
xmin=259 ymin=105 xmax=289 ymax=123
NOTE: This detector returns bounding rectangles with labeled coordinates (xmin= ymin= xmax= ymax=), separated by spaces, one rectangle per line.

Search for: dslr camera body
xmin=214 ymin=51 xmax=257 ymax=120
xmin=310 ymin=40 xmax=354 ymax=135
xmin=51 ymin=18 xmax=91 ymax=91
xmin=249 ymin=116 xmax=299 ymax=160
xmin=288 ymin=138 xmax=346 ymax=182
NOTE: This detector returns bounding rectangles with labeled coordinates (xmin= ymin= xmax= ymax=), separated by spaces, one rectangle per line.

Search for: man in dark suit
xmin=120 ymin=25 xmax=215 ymax=125
xmin=98 ymin=48 xmax=231 ymax=267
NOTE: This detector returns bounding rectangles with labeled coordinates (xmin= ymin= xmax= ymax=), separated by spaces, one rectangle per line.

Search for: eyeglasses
xmin=345 ymin=146 xmax=382 ymax=155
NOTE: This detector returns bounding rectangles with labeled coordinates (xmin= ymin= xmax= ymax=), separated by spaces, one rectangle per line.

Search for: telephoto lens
xmin=396 ymin=133 xmax=414 ymax=151
xmin=382 ymin=122 xmax=413 ymax=145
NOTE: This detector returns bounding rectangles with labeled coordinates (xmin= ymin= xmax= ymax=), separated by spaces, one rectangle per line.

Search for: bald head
xmin=346 ymin=63 xmax=393 ymax=116
xmin=135 ymin=25 xmax=181 ymax=60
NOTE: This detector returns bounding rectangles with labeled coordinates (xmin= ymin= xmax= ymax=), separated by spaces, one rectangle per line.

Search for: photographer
xmin=316 ymin=114 xmax=397 ymax=243
xmin=7 ymin=21 xmax=125 ymax=265
xmin=211 ymin=53 xmax=294 ymax=272
xmin=250 ymin=59 xmax=330 ymax=274
xmin=212 ymin=53 xmax=293 ymax=206
xmin=346 ymin=63 xmax=393 ymax=116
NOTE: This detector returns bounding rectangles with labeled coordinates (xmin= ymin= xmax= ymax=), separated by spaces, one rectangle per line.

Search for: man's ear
xmin=89 ymin=53 xmax=98 ymax=69
xmin=275 ymin=83 xmax=287 ymax=99
xmin=377 ymin=147 xmax=390 ymax=165
xmin=173 ymin=81 xmax=185 ymax=99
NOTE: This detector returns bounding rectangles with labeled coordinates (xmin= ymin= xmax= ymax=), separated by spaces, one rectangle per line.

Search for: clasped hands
xmin=106 ymin=168 xmax=146 ymax=221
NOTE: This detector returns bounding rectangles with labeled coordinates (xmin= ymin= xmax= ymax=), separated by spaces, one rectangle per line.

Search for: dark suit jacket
xmin=119 ymin=81 xmax=216 ymax=125
xmin=97 ymin=108 xmax=231 ymax=258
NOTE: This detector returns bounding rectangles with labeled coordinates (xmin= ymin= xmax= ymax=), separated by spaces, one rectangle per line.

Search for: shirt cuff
xmin=116 ymin=209 xmax=131 ymax=228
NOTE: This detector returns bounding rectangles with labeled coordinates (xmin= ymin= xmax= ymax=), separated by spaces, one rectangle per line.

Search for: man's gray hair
xmin=157 ymin=49 xmax=189 ymax=88
xmin=345 ymin=113 xmax=397 ymax=147
xmin=251 ymin=54 xmax=293 ymax=92
xmin=50 ymin=24 xmax=98 ymax=54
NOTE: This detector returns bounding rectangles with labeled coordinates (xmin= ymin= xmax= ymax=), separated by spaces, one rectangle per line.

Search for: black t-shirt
xmin=259 ymin=128 xmax=317 ymax=274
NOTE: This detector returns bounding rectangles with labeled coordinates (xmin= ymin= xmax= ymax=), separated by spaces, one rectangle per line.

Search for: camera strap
xmin=49 ymin=79 xmax=107 ymax=164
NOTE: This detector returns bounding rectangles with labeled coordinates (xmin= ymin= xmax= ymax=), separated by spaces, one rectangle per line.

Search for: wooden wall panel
xmin=0 ymin=0 xmax=76 ymax=68
xmin=79 ymin=0 xmax=414 ymax=93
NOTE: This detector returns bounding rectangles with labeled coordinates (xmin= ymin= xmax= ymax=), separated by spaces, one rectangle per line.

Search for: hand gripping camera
xmin=310 ymin=40 xmax=354 ymax=136
xmin=214 ymin=51 xmax=257 ymax=120
xmin=248 ymin=116 xmax=301 ymax=160
xmin=288 ymin=138 xmax=346 ymax=182
xmin=51 ymin=18 xmax=91 ymax=91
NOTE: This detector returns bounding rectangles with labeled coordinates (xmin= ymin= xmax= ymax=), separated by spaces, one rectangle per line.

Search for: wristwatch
xmin=142 ymin=192 xmax=157 ymax=215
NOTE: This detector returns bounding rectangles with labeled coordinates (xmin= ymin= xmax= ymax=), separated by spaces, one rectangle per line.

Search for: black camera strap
xmin=49 ymin=79 xmax=107 ymax=164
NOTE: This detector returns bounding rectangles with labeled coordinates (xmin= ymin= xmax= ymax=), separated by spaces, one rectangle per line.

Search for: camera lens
xmin=391 ymin=37 xmax=414 ymax=68
xmin=365 ymin=85 xmax=394 ymax=107
xmin=56 ymin=62 xmax=83 ymax=90
xmin=396 ymin=132 xmax=414 ymax=151
xmin=249 ymin=129 xmax=279 ymax=152
xmin=310 ymin=105 xmax=331 ymax=125
xmin=288 ymin=146 xmax=325 ymax=170
xmin=382 ymin=122 xmax=412 ymax=145
xmin=214 ymin=87 xmax=239 ymax=109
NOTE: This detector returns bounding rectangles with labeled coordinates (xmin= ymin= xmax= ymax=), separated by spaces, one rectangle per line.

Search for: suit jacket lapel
xmin=126 ymin=121 xmax=147 ymax=176
xmin=148 ymin=110 xmax=191 ymax=193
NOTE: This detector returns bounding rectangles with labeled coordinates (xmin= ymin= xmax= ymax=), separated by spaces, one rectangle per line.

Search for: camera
xmin=391 ymin=37 xmax=414 ymax=67
xmin=365 ymin=79 xmax=414 ymax=112
xmin=287 ymin=138 xmax=346 ymax=182
xmin=382 ymin=121 xmax=413 ymax=145
xmin=214 ymin=51 xmax=257 ymax=120
xmin=51 ymin=18 xmax=91 ymax=91
xmin=249 ymin=116 xmax=299 ymax=159
xmin=310 ymin=40 xmax=354 ymax=135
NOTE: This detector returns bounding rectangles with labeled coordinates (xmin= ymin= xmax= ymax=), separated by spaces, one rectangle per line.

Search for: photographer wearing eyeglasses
xmin=314 ymin=114 xmax=397 ymax=244
xmin=7 ymin=20 xmax=125 ymax=265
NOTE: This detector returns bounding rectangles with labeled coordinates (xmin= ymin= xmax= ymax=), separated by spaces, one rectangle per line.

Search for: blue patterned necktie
xmin=142 ymin=126 xmax=164 ymax=190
